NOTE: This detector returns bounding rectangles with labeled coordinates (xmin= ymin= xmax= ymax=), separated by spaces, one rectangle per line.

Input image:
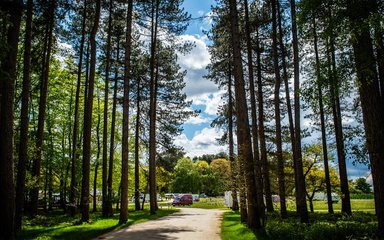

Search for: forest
xmin=0 ymin=0 xmax=384 ymax=239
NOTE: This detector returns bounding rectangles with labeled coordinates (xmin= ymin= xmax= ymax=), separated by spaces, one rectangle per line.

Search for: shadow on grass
xmin=18 ymin=209 xmax=178 ymax=240
xmin=94 ymin=225 xmax=192 ymax=240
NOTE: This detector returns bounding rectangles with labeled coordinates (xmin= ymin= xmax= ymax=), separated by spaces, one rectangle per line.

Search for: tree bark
xmin=107 ymin=38 xmax=120 ymax=216
xmin=30 ymin=0 xmax=56 ymax=216
xmin=119 ymin=0 xmax=133 ymax=224
xmin=81 ymin=0 xmax=101 ymax=222
xmin=327 ymin=4 xmax=351 ymax=215
xmin=15 ymin=0 xmax=33 ymax=232
xmin=135 ymin=77 xmax=141 ymax=211
xmin=271 ymin=0 xmax=286 ymax=218
xmin=228 ymin=0 xmax=261 ymax=229
xmin=70 ymin=0 xmax=88 ymax=216
xmin=347 ymin=0 xmax=384 ymax=236
xmin=277 ymin=0 xmax=298 ymax=213
xmin=227 ymin=59 xmax=239 ymax=211
xmin=0 ymin=1 xmax=23 ymax=238
xmin=255 ymin=22 xmax=267 ymax=225
xmin=243 ymin=0 xmax=267 ymax=215
xmin=102 ymin=0 xmax=113 ymax=217
xmin=290 ymin=0 xmax=309 ymax=223
xmin=312 ymin=17 xmax=334 ymax=214
xmin=93 ymin=92 xmax=102 ymax=212
xmin=149 ymin=0 xmax=160 ymax=215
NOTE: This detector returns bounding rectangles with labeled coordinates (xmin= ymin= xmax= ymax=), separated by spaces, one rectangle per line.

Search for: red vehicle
xmin=172 ymin=194 xmax=193 ymax=206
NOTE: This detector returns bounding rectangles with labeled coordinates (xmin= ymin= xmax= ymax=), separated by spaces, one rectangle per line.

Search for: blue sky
xmin=175 ymin=0 xmax=371 ymax=182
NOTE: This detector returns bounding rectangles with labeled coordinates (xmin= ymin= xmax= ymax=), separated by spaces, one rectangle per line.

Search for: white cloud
xmin=188 ymin=90 xmax=225 ymax=116
xmin=174 ymin=127 xmax=227 ymax=158
xmin=184 ymin=114 xmax=210 ymax=125
xmin=178 ymin=35 xmax=211 ymax=70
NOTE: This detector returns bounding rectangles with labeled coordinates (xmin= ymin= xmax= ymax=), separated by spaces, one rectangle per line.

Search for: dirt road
xmin=94 ymin=208 xmax=225 ymax=240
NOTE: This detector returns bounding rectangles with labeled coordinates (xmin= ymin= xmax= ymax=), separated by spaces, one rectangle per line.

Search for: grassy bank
xmin=18 ymin=208 xmax=178 ymax=240
xmin=221 ymin=200 xmax=378 ymax=240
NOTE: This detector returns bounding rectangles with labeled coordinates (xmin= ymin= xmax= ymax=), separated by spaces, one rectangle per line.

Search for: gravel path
xmin=94 ymin=208 xmax=225 ymax=240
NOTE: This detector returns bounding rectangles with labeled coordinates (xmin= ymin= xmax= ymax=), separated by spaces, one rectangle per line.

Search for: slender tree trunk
xmin=243 ymin=0 xmax=267 ymax=214
xmin=312 ymin=17 xmax=333 ymax=214
xmin=107 ymin=38 xmax=120 ymax=216
xmin=93 ymin=91 xmax=102 ymax=212
xmin=0 ymin=1 xmax=23 ymax=238
xmin=227 ymin=60 xmax=239 ymax=211
xmin=271 ymin=0 xmax=286 ymax=218
xmin=119 ymin=0 xmax=133 ymax=224
xmin=277 ymin=0 xmax=298 ymax=213
xmin=135 ymin=77 xmax=141 ymax=211
xmin=48 ymin=125 xmax=54 ymax=211
xmin=102 ymin=0 xmax=113 ymax=217
xmin=81 ymin=0 xmax=101 ymax=222
xmin=15 ymin=0 xmax=33 ymax=232
xmin=228 ymin=0 xmax=261 ymax=229
xmin=149 ymin=0 xmax=160 ymax=215
xmin=30 ymin=0 xmax=56 ymax=216
xmin=255 ymin=23 xmax=267 ymax=226
xmin=70 ymin=0 xmax=87 ymax=216
xmin=290 ymin=0 xmax=309 ymax=223
xmin=327 ymin=18 xmax=351 ymax=214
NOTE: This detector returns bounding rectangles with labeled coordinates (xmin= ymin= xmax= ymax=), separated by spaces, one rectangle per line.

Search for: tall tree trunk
xmin=119 ymin=0 xmax=133 ymax=224
xmin=149 ymin=0 xmax=160 ymax=215
xmin=290 ymin=0 xmax=309 ymax=223
xmin=15 ymin=0 xmax=33 ymax=232
xmin=93 ymin=91 xmax=102 ymax=212
xmin=135 ymin=77 xmax=141 ymax=211
xmin=347 ymin=1 xmax=384 ymax=235
xmin=255 ymin=22 xmax=268 ymax=226
xmin=70 ymin=0 xmax=88 ymax=216
xmin=81 ymin=0 xmax=101 ymax=222
xmin=312 ymin=17 xmax=333 ymax=214
xmin=102 ymin=0 xmax=113 ymax=217
xmin=30 ymin=0 xmax=56 ymax=216
xmin=107 ymin=38 xmax=120 ymax=216
xmin=243 ymin=0 xmax=267 ymax=214
xmin=327 ymin=16 xmax=351 ymax=214
xmin=0 ymin=1 xmax=23 ymax=238
xmin=271 ymin=0 xmax=286 ymax=218
xmin=48 ymin=125 xmax=54 ymax=211
xmin=374 ymin=32 xmax=384 ymax=97
xmin=227 ymin=59 xmax=239 ymax=211
xmin=277 ymin=0 xmax=298 ymax=213
xmin=228 ymin=0 xmax=261 ymax=229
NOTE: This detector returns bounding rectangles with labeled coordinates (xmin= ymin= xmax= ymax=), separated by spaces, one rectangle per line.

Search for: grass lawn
xmin=186 ymin=197 xmax=227 ymax=209
xmin=221 ymin=199 xmax=378 ymax=240
xmin=18 ymin=208 xmax=178 ymax=240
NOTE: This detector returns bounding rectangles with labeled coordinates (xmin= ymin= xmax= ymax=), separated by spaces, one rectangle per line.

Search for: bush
xmin=350 ymin=193 xmax=374 ymax=199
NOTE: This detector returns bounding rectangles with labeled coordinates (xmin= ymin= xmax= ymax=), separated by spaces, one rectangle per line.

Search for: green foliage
xmin=170 ymin=157 xmax=228 ymax=196
xmin=351 ymin=177 xmax=372 ymax=193
xmin=350 ymin=193 xmax=374 ymax=199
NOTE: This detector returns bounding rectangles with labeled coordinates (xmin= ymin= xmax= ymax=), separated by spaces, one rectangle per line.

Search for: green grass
xmin=186 ymin=197 xmax=227 ymax=209
xmin=221 ymin=211 xmax=266 ymax=240
xmin=18 ymin=208 xmax=178 ymax=240
xmin=221 ymin=200 xmax=378 ymax=240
